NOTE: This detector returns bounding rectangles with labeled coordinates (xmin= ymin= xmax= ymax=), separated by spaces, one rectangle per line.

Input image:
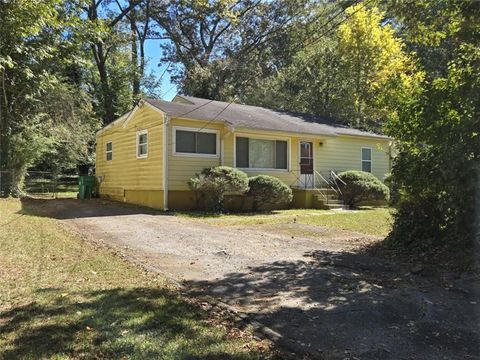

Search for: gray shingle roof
xmin=144 ymin=96 xmax=391 ymax=140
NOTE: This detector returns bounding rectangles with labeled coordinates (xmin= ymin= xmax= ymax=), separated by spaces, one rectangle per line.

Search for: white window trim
xmin=136 ymin=129 xmax=148 ymax=159
xmin=106 ymin=141 xmax=113 ymax=161
xmin=172 ymin=125 xmax=220 ymax=158
xmin=233 ymin=134 xmax=291 ymax=172
xmin=361 ymin=147 xmax=372 ymax=172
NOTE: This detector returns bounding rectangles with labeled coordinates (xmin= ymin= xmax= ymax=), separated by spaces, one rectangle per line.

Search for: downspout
xmin=163 ymin=115 xmax=170 ymax=210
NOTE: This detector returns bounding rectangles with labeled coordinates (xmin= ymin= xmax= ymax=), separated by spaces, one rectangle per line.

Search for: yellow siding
xmin=96 ymin=105 xmax=392 ymax=210
xmin=316 ymin=136 xmax=391 ymax=180
xmin=95 ymin=104 xmax=165 ymax=207
xmin=167 ymin=118 xmax=224 ymax=191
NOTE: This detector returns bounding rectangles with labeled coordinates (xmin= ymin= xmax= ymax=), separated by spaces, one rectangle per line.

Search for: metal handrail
xmin=330 ymin=170 xmax=346 ymax=185
xmin=329 ymin=170 xmax=345 ymax=197
xmin=289 ymin=169 xmax=329 ymax=202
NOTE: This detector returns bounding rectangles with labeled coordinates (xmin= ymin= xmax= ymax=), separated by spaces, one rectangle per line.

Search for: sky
xmin=144 ymin=39 xmax=178 ymax=101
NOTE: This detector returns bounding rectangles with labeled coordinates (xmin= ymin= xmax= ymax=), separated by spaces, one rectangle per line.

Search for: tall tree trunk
xmin=130 ymin=2 xmax=140 ymax=99
xmin=0 ymin=69 xmax=11 ymax=196
xmin=89 ymin=1 xmax=116 ymax=124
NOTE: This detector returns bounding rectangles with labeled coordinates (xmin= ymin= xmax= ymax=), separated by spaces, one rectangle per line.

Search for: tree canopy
xmin=1 ymin=0 xmax=479 ymax=252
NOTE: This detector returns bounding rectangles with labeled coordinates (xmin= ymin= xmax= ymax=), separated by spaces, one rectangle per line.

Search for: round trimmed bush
xmin=247 ymin=175 xmax=293 ymax=211
xmin=337 ymin=170 xmax=390 ymax=208
xmin=189 ymin=166 xmax=249 ymax=212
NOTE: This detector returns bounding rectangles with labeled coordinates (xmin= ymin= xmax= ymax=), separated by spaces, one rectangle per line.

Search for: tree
xmin=151 ymin=0 xmax=314 ymax=100
xmin=385 ymin=0 xmax=480 ymax=249
xmin=249 ymin=4 xmax=419 ymax=132
xmin=0 ymin=0 xmax=99 ymax=195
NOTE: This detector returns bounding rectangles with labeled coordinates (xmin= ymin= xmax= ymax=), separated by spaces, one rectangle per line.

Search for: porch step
xmin=325 ymin=203 xmax=348 ymax=210
xmin=324 ymin=199 xmax=344 ymax=205
xmin=312 ymin=192 xmax=346 ymax=210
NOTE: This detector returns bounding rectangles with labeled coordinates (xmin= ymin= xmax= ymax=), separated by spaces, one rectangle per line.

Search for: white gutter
xmin=163 ymin=115 xmax=170 ymax=210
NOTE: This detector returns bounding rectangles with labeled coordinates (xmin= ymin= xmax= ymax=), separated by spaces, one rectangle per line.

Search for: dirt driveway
xmin=26 ymin=199 xmax=480 ymax=360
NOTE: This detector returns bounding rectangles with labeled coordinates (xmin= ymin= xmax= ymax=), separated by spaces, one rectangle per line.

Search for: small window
xmin=361 ymin=148 xmax=372 ymax=172
xmin=137 ymin=130 xmax=148 ymax=158
xmin=235 ymin=137 xmax=288 ymax=170
xmin=174 ymin=128 xmax=217 ymax=156
xmin=106 ymin=141 xmax=113 ymax=161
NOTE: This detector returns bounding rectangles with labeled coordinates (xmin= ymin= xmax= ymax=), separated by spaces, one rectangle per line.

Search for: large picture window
xmin=361 ymin=147 xmax=372 ymax=172
xmin=174 ymin=127 xmax=218 ymax=156
xmin=236 ymin=137 xmax=288 ymax=170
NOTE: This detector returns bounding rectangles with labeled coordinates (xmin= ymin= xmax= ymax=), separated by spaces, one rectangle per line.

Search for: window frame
xmin=106 ymin=141 xmax=113 ymax=161
xmin=234 ymin=134 xmax=290 ymax=172
xmin=361 ymin=147 xmax=372 ymax=173
xmin=136 ymin=129 xmax=148 ymax=159
xmin=172 ymin=126 xmax=220 ymax=158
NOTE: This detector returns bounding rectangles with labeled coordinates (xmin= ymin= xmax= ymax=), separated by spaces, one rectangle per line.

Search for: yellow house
xmin=95 ymin=95 xmax=392 ymax=210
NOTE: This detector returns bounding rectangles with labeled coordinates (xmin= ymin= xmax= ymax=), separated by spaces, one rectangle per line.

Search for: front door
xmin=299 ymin=141 xmax=314 ymax=188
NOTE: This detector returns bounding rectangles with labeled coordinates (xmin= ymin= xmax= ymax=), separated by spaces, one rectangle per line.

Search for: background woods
xmin=0 ymin=0 xmax=479 ymax=250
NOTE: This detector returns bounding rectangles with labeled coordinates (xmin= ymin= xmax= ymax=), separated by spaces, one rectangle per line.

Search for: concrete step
xmin=325 ymin=199 xmax=344 ymax=205
xmin=325 ymin=203 xmax=348 ymax=210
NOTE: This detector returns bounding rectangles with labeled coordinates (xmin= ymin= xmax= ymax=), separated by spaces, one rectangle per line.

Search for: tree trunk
xmin=0 ymin=69 xmax=11 ymax=196
xmin=89 ymin=1 xmax=116 ymax=124
xmin=130 ymin=2 xmax=140 ymax=99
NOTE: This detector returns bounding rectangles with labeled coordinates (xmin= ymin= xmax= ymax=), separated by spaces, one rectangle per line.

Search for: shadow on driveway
xmin=186 ymin=252 xmax=480 ymax=360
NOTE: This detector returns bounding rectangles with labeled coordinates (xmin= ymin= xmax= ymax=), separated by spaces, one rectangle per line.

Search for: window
xmin=137 ymin=130 xmax=148 ymax=158
xmin=235 ymin=137 xmax=288 ymax=170
xmin=174 ymin=127 xmax=218 ymax=156
xmin=106 ymin=141 xmax=113 ymax=161
xmin=361 ymin=147 xmax=372 ymax=172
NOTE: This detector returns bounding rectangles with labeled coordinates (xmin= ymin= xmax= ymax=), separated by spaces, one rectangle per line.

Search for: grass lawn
xmin=178 ymin=208 xmax=393 ymax=237
xmin=0 ymin=199 xmax=273 ymax=359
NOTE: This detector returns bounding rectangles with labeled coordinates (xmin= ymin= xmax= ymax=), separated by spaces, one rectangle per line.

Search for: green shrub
xmin=247 ymin=175 xmax=293 ymax=211
xmin=337 ymin=170 xmax=390 ymax=208
xmin=189 ymin=166 xmax=249 ymax=212
xmin=383 ymin=173 xmax=401 ymax=206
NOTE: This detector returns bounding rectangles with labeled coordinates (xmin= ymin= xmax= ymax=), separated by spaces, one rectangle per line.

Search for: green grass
xmin=178 ymin=208 xmax=393 ymax=237
xmin=0 ymin=199 xmax=273 ymax=359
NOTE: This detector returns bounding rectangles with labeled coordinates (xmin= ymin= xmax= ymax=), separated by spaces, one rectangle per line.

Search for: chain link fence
xmin=0 ymin=171 xmax=78 ymax=198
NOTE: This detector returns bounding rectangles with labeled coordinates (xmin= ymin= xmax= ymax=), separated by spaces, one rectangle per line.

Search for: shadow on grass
xmin=0 ymin=287 xmax=266 ymax=359
xmin=174 ymin=210 xmax=282 ymax=219
xmin=18 ymin=197 xmax=174 ymax=220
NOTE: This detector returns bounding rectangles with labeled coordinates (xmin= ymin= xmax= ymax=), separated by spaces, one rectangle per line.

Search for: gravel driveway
xmin=27 ymin=198 xmax=480 ymax=360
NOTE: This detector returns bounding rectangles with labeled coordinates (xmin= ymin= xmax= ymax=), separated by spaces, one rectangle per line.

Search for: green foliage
xmin=385 ymin=0 xmax=480 ymax=249
xmin=152 ymin=0 xmax=312 ymax=100
xmin=247 ymin=175 xmax=293 ymax=211
xmin=189 ymin=166 xmax=249 ymax=212
xmin=247 ymin=4 xmax=420 ymax=132
xmin=0 ymin=0 xmax=100 ymax=195
xmin=337 ymin=171 xmax=390 ymax=208
xmin=383 ymin=173 xmax=401 ymax=206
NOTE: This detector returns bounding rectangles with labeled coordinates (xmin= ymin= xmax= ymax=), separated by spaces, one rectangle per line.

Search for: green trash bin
xmin=78 ymin=176 xmax=95 ymax=199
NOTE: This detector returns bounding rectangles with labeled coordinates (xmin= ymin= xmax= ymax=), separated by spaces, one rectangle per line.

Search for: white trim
xmin=237 ymin=168 xmax=289 ymax=173
xmin=172 ymin=125 xmax=220 ymax=158
xmin=143 ymin=100 xmax=168 ymax=116
xmin=96 ymin=113 xmax=129 ymax=136
xmin=106 ymin=141 xmax=113 ymax=161
xmin=122 ymin=103 xmax=142 ymax=129
xmin=298 ymin=140 xmax=316 ymax=188
xmin=233 ymin=133 xmax=290 ymax=171
xmin=220 ymin=138 xmax=225 ymax=165
xmin=136 ymin=129 xmax=148 ymax=159
xmin=122 ymin=100 xmax=166 ymax=129
xmin=163 ymin=115 xmax=170 ymax=210
xmin=361 ymin=147 xmax=373 ymax=173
